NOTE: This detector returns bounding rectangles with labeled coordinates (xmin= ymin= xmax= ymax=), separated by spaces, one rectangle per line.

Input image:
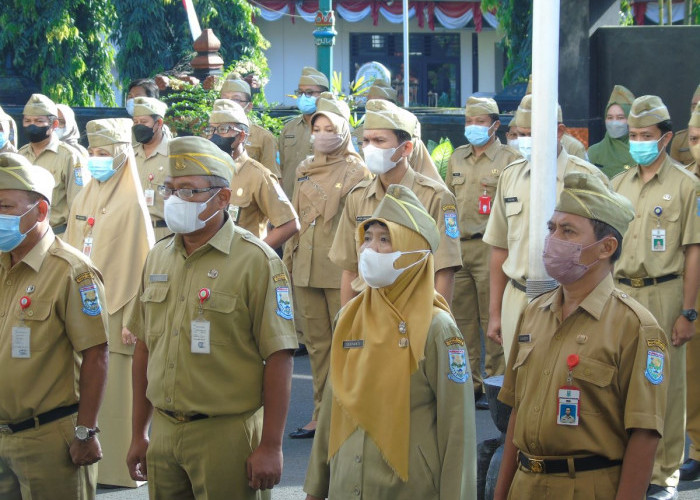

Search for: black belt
xmin=518 ymin=451 xmax=621 ymax=474
xmin=152 ymin=219 xmax=168 ymax=228
xmin=617 ymin=274 xmax=679 ymax=288
xmin=52 ymin=224 xmax=67 ymax=235
xmin=510 ymin=279 xmax=527 ymax=293
xmin=0 ymin=404 xmax=79 ymax=435
xmin=159 ymin=409 xmax=209 ymax=422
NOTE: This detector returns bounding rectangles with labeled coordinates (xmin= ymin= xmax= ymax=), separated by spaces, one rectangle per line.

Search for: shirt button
xmin=165 ymin=397 xmax=172 ymax=403
xmin=353 ymin=487 xmax=360 ymax=496
xmin=179 ymin=296 xmax=185 ymax=302
xmin=544 ymin=369 xmax=550 ymax=375
xmin=5 ymin=280 xmax=11 ymax=285
xmin=530 ymin=442 xmax=536 ymax=449
xmin=27 ymin=311 xmax=34 ymax=317
xmin=355 ymin=455 xmax=362 ymax=463
xmin=534 ymin=406 xmax=540 ymax=413
xmin=585 ymin=368 xmax=591 ymax=376
xmin=554 ymin=334 xmax=561 ymax=340
xmin=168 ymin=362 xmax=174 ymax=368
xmin=173 ymin=329 xmax=179 ymax=336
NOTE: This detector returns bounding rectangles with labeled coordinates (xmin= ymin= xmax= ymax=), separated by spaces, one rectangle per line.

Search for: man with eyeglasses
xmin=18 ymin=94 xmax=85 ymax=235
xmin=205 ymin=99 xmax=299 ymax=247
xmin=221 ymin=76 xmax=280 ymax=178
xmin=126 ymin=136 xmax=298 ymax=499
xmin=278 ymin=67 xmax=329 ymax=199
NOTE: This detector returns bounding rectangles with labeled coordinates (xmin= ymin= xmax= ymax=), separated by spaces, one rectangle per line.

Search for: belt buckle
xmin=173 ymin=412 xmax=189 ymax=422
xmin=528 ymin=458 xmax=545 ymax=473
xmin=630 ymin=277 xmax=645 ymax=288
xmin=0 ymin=425 xmax=13 ymax=435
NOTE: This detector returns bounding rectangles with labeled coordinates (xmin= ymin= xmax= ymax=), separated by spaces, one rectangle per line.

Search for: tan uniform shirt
xmin=0 ymin=142 xmax=18 ymax=154
xmin=612 ymin=155 xmax=700 ymax=279
xmin=134 ymin=137 xmax=170 ymax=225
xmin=304 ymin=310 xmax=476 ymax=500
xmin=127 ymin=217 xmax=298 ymax=417
xmin=329 ymin=168 xmax=462 ymax=274
xmin=670 ymin=129 xmax=693 ymax=167
xmin=247 ymin=122 xmax=280 ymax=179
xmin=18 ymin=135 xmax=84 ymax=229
xmin=499 ymin=275 xmax=668 ymax=460
xmin=446 ymin=139 xmax=521 ymax=238
xmin=278 ymin=115 xmax=313 ymax=199
xmin=561 ymin=133 xmax=587 ymax=160
xmin=483 ymin=149 xmax=611 ymax=283
xmin=0 ymin=231 xmax=108 ymax=422
xmin=230 ymin=152 xmax=297 ymax=239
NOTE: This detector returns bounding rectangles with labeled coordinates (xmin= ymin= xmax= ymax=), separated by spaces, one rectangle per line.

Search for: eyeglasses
xmin=231 ymin=98 xmax=250 ymax=106
xmin=157 ymin=185 xmax=221 ymax=200
xmin=294 ymin=90 xmax=321 ymax=98
xmin=202 ymin=124 xmax=241 ymax=136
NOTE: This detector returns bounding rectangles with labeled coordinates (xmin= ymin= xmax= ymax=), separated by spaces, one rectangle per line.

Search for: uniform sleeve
xmin=125 ymin=260 xmax=147 ymax=342
xmin=256 ymin=169 xmax=297 ymax=228
xmin=445 ymin=154 xmax=456 ymax=196
xmin=329 ymin=191 xmax=361 ymax=272
xmin=64 ymin=147 xmax=84 ymax=208
xmin=282 ymin=178 xmax=301 ymax=273
xmin=261 ymin=131 xmax=281 ymax=179
xmin=483 ymin=170 xmax=509 ymax=249
xmin=427 ymin=188 xmax=462 ymax=272
xmin=65 ymin=265 xmax=109 ymax=352
xmin=303 ymin=382 xmax=333 ymax=498
xmin=681 ymin=177 xmax=700 ymax=246
xmin=498 ymin=311 xmax=527 ymax=408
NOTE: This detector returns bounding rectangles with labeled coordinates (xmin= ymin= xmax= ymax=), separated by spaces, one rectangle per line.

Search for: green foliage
xmin=618 ymin=0 xmax=635 ymax=26
xmin=481 ymin=0 xmax=532 ymax=87
xmin=248 ymin=109 xmax=284 ymax=136
xmin=0 ymin=0 xmax=117 ymax=106
xmin=331 ymin=71 xmax=372 ymax=128
xmin=162 ymin=84 xmax=219 ymax=137
xmin=427 ymin=138 xmax=454 ymax=180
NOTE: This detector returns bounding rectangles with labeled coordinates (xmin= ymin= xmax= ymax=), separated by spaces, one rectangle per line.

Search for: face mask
xmin=690 ymin=142 xmax=700 ymax=164
xmin=0 ymin=132 xmax=6 ymax=149
xmin=24 ymin=124 xmax=51 ymax=143
xmin=210 ymin=134 xmax=237 ymax=154
xmin=133 ymin=123 xmax=156 ymax=144
xmin=507 ymin=138 xmax=519 ymax=149
xmin=125 ymin=98 xmax=135 ymax=116
xmin=163 ymin=191 xmax=220 ymax=234
xmin=518 ymin=136 xmax=533 ymax=161
xmin=359 ymin=247 xmax=430 ymax=289
xmin=363 ymin=143 xmax=405 ymax=175
xmin=0 ymin=203 xmax=39 ymax=252
xmin=464 ymin=124 xmax=494 ymax=147
xmin=312 ymin=133 xmax=344 ymax=153
xmin=297 ymin=95 xmax=317 ymax=115
xmin=542 ymin=235 xmax=602 ymax=285
xmin=605 ymin=120 xmax=628 ymax=139
xmin=55 ymin=127 xmax=66 ymax=140
xmin=87 ymin=156 xmax=117 ymax=182
xmin=629 ymin=135 xmax=665 ymax=166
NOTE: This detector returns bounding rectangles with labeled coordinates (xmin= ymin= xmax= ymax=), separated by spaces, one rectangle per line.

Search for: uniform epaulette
xmin=501 ymin=157 xmax=527 ymax=173
xmin=612 ymin=289 xmax=660 ymax=329
xmin=452 ymin=144 xmax=472 ymax=155
xmin=351 ymin=177 xmax=374 ymax=193
xmin=49 ymin=237 xmax=103 ymax=279
xmin=566 ymin=154 xmax=596 ymax=169
xmin=414 ymin=170 xmax=448 ymax=190
xmin=56 ymin=141 xmax=78 ymax=157
xmin=154 ymin=232 xmax=176 ymax=246
xmin=236 ymin=225 xmax=281 ymax=261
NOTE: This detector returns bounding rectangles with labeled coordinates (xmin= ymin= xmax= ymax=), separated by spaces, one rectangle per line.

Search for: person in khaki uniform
xmin=64 ymin=118 xmax=154 ymax=488
xmin=669 ymin=83 xmax=700 ymax=167
xmin=0 ymin=105 xmax=18 ymax=153
xmin=126 ymin=136 xmax=298 ymax=499
xmin=221 ymin=76 xmax=281 ymax=178
xmin=132 ymin=96 xmax=171 ymax=241
xmin=206 ymin=99 xmax=299 ymax=247
xmin=278 ymin=67 xmax=329 ymax=199
xmin=18 ymin=94 xmax=85 ymax=234
xmin=494 ymin=172 xmax=669 ymax=500
xmin=484 ymin=94 xmax=611 ymax=361
xmin=56 ymin=104 xmax=89 ymax=160
xmin=0 ymin=153 xmax=108 ymax=499
xmin=304 ymin=184 xmax=476 ymax=500
xmin=330 ymin=99 xmax=462 ymax=307
xmin=282 ymin=93 xmax=369 ymax=439
xmin=447 ymin=96 xmax=521 ymax=408
xmin=611 ymin=96 xmax=700 ymax=500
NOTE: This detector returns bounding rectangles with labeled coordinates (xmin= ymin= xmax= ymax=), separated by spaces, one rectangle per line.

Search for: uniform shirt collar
xmin=171 ymin=213 xmax=234 ymax=257
xmin=44 ymin=134 xmax=60 ymax=153
xmin=631 ymin=153 xmax=672 ymax=185
xmin=541 ymin=273 xmax=615 ymax=321
xmin=134 ymin=136 xmax=169 ymax=160
xmin=367 ymin=165 xmax=415 ymax=199
xmin=556 ymin=147 xmax=569 ymax=181
xmin=0 ymin=229 xmax=55 ymax=273
xmin=234 ymin=150 xmax=249 ymax=174
xmin=464 ymin=138 xmax=501 ymax=161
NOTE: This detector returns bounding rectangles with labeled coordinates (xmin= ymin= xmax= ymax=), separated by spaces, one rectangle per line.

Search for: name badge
xmin=557 ymin=387 xmax=580 ymax=426
xmin=356 ymin=216 xmax=371 ymax=223
xmin=191 ymin=319 xmax=211 ymax=354
xmin=12 ymin=326 xmax=31 ymax=358
xmin=82 ymin=237 xmax=93 ymax=258
xmin=149 ymin=274 xmax=168 ymax=282
xmin=144 ymin=189 xmax=155 ymax=207
xmin=504 ymin=197 xmax=518 ymax=203
xmin=518 ymin=334 xmax=531 ymax=343
xmin=343 ymin=340 xmax=364 ymax=349
xmin=651 ymin=229 xmax=666 ymax=252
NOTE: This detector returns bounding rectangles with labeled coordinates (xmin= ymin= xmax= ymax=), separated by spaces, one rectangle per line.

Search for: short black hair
xmin=488 ymin=113 xmax=500 ymax=124
xmin=657 ymin=119 xmax=673 ymax=136
xmin=590 ymin=219 xmax=622 ymax=263
xmin=363 ymin=220 xmax=387 ymax=231
xmin=128 ymin=79 xmax=159 ymax=98
xmin=392 ymin=130 xmax=412 ymax=144
xmin=202 ymin=174 xmax=230 ymax=189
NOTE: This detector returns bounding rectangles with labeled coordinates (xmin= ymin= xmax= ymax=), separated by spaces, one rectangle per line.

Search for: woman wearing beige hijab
xmin=283 ymin=93 xmax=369 ymax=438
xmin=64 ymin=118 xmax=154 ymax=487
xmin=56 ymin=103 xmax=89 ymax=159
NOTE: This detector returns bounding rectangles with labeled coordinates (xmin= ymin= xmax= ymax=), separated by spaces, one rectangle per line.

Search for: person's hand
xmin=671 ymin=315 xmax=695 ymax=347
xmin=70 ymin=437 xmax=102 ymax=466
xmin=126 ymin=436 xmax=149 ymax=481
xmin=246 ymin=443 xmax=283 ymax=491
xmin=121 ymin=327 xmax=137 ymax=345
xmin=486 ymin=317 xmax=503 ymax=345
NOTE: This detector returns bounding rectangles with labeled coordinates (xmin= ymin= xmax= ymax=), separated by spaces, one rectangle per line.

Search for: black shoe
xmin=475 ymin=393 xmax=489 ymax=410
xmin=680 ymin=458 xmax=700 ymax=481
xmin=646 ymin=484 xmax=678 ymax=500
xmin=294 ymin=344 xmax=308 ymax=357
xmin=289 ymin=427 xmax=316 ymax=439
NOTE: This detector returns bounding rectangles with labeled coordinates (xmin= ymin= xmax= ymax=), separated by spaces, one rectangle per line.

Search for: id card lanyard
xmin=191 ymin=288 xmax=211 ymax=354
xmin=144 ymin=173 xmax=155 ymax=207
xmin=557 ymin=354 xmax=580 ymax=426
xmin=11 ymin=296 xmax=32 ymax=358
xmin=651 ymin=206 xmax=666 ymax=252
xmin=82 ymin=217 xmax=95 ymax=258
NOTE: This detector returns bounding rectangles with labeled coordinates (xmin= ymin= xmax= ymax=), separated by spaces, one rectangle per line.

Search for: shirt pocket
xmin=450 ymin=174 xmax=466 ymax=188
xmin=651 ymin=204 xmax=681 ymax=249
xmin=480 ymin=174 xmax=500 ymax=198
xmin=505 ymin=201 xmax=524 ymax=241
xmin=14 ymin=299 xmax=53 ymax=352
xmin=512 ymin=343 xmax=534 ymax=404
xmin=140 ymin=285 xmax=169 ymax=336
xmin=283 ymin=134 xmax=298 ymax=150
xmin=200 ymin=291 xmax=239 ymax=346
xmin=572 ymin=356 xmax=616 ymax=415
xmin=246 ymin=144 xmax=262 ymax=162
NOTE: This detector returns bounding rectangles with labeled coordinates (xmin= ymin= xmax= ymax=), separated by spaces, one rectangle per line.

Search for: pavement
xmin=97 ymin=353 xmax=700 ymax=499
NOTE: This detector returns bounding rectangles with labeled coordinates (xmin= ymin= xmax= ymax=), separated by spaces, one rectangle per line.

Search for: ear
xmin=51 ymin=118 xmax=59 ymax=131
xmin=556 ymin=123 xmax=566 ymax=142
xmin=215 ymin=187 xmax=232 ymax=208
xmin=401 ymin=140 xmax=414 ymax=157
xmin=660 ymin=131 xmax=673 ymax=149
xmin=598 ymin=235 xmax=618 ymax=260
xmin=492 ymin=119 xmax=501 ymax=131
xmin=36 ymin=199 xmax=50 ymax=223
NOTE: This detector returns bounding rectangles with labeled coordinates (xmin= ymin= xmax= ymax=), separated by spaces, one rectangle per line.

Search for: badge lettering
xmin=75 ymin=271 xmax=95 ymax=283
xmin=75 ymin=215 xmax=87 ymax=221
xmin=297 ymin=175 xmax=309 ymax=182
xmin=356 ymin=215 xmax=371 ymax=223
xmin=442 ymin=204 xmax=457 ymax=212
xmin=149 ymin=274 xmax=168 ymax=283
xmin=273 ymin=273 xmax=287 ymax=282
xmin=444 ymin=336 xmax=465 ymax=347
xmin=647 ymin=339 xmax=666 ymax=351
xmin=343 ymin=340 xmax=364 ymax=349
xmin=504 ymin=197 xmax=518 ymax=203
xmin=518 ymin=334 xmax=531 ymax=343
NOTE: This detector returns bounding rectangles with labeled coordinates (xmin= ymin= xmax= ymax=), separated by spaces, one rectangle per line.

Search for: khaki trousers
xmin=293 ymin=286 xmax=341 ymax=421
xmin=618 ymin=279 xmax=685 ymax=487
xmin=0 ymin=414 xmax=97 ymax=500
xmin=685 ymin=294 xmax=700 ymax=461
xmin=508 ymin=464 xmax=621 ymax=499
xmin=501 ymin=280 xmax=529 ymax=362
xmin=453 ymin=238 xmax=504 ymax=393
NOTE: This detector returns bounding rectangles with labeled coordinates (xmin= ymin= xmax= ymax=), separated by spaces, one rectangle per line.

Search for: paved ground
xmin=98 ymin=353 xmax=700 ymax=499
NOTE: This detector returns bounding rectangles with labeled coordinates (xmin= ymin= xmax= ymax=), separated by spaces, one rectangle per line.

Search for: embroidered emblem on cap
xmin=175 ymin=159 xmax=186 ymax=170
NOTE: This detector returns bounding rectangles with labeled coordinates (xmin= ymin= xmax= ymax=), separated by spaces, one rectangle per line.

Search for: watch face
xmin=75 ymin=426 xmax=89 ymax=440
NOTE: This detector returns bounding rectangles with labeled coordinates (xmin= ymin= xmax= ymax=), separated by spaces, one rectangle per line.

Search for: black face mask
xmin=210 ymin=134 xmax=236 ymax=154
xmin=132 ymin=124 xmax=156 ymax=144
xmin=24 ymin=124 xmax=51 ymax=143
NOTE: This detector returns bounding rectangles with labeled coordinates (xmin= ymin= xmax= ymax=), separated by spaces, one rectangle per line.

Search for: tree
xmin=481 ymin=0 xmax=532 ymax=88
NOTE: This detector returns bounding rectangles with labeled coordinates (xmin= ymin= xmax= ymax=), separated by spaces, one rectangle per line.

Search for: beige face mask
xmin=690 ymin=142 xmax=700 ymax=164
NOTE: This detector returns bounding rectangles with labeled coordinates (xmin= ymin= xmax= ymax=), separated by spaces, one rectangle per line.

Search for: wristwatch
xmin=75 ymin=425 xmax=100 ymax=442
xmin=681 ymin=309 xmax=698 ymax=322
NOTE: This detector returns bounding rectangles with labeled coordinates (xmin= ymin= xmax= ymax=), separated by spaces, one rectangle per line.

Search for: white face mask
xmin=359 ymin=247 xmax=429 ymax=289
xmin=518 ymin=136 xmax=533 ymax=161
xmin=55 ymin=127 xmax=66 ymax=140
xmin=163 ymin=191 xmax=220 ymax=234
xmin=507 ymin=138 xmax=519 ymax=149
xmin=363 ymin=143 xmax=405 ymax=175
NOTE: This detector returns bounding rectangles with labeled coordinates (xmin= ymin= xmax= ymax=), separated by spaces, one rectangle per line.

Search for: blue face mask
xmin=297 ymin=95 xmax=317 ymax=115
xmin=0 ymin=132 xmax=6 ymax=150
xmin=0 ymin=203 xmax=39 ymax=252
xmin=629 ymin=136 xmax=664 ymax=166
xmin=87 ymin=156 xmax=116 ymax=182
xmin=125 ymin=98 xmax=135 ymax=116
xmin=464 ymin=124 xmax=494 ymax=147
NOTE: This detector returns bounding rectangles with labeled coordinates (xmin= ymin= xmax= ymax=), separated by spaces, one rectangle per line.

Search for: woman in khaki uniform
xmin=64 ymin=118 xmax=154 ymax=487
xmin=284 ymin=93 xmax=369 ymax=438
xmin=304 ymin=184 xmax=476 ymax=500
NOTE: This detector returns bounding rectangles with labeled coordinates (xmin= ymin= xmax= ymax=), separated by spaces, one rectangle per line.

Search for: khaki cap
xmin=514 ymin=95 xmax=562 ymax=128
xmin=132 ymin=97 xmax=168 ymax=118
xmin=359 ymin=184 xmax=440 ymax=252
xmin=628 ymin=95 xmax=670 ymax=128
xmin=220 ymin=79 xmax=251 ymax=97
xmin=367 ymin=79 xmax=397 ymax=103
xmin=299 ymin=66 xmax=329 ymax=89
xmin=606 ymin=85 xmax=635 ymax=115
xmin=210 ymin=99 xmax=249 ymax=127
xmin=694 ymin=83 xmax=700 ymax=100
xmin=465 ymin=96 xmax=499 ymax=117
xmin=364 ymin=99 xmax=416 ymax=135
xmin=23 ymin=94 xmax=58 ymax=117
xmin=86 ymin=119 xmax=133 ymax=147
xmin=313 ymin=92 xmax=350 ymax=121
xmin=526 ymin=74 xmax=533 ymax=95
xmin=0 ymin=153 xmax=55 ymax=203
xmin=168 ymin=136 xmax=234 ymax=183
xmin=556 ymin=172 xmax=635 ymax=236
xmin=689 ymin=101 xmax=700 ymax=128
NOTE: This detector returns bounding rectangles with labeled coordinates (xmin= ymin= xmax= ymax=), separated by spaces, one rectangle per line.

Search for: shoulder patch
xmin=645 ymin=350 xmax=664 ymax=385
xmin=444 ymin=210 xmax=459 ymax=239
xmin=647 ymin=338 xmax=666 ymax=351
xmin=444 ymin=336 xmax=465 ymax=347
xmin=80 ymin=284 xmax=102 ymax=316
xmin=275 ymin=286 xmax=293 ymax=320
xmin=74 ymin=166 xmax=83 ymax=186
xmin=75 ymin=271 xmax=95 ymax=283
xmin=447 ymin=349 xmax=469 ymax=383
xmin=273 ymin=273 xmax=287 ymax=283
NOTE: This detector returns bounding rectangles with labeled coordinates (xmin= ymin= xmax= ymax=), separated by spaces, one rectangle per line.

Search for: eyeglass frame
xmin=157 ymin=185 xmax=222 ymax=200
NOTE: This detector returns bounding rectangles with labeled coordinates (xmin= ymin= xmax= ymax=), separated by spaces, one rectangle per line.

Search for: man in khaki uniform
xmin=669 ymin=83 xmax=700 ymax=167
xmin=278 ymin=67 xmax=329 ymax=198
xmin=494 ymin=172 xmax=669 ymax=500
xmin=18 ymin=94 xmax=85 ymax=234
xmin=0 ymin=106 xmax=17 ymax=153
xmin=126 ymin=137 xmax=298 ymax=499
xmin=447 ymin=96 xmax=521 ymax=407
xmin=132 ymin=97 xmax=171 ymax=241
xmin=329 ymin=99 xmax=462 ymax=306
xmin=0 ymin=153 xmax=108 ymax=499
xmin=206 ymin=99 xmax=299 ymax=247
xmin=611 ymin=95 xmax=700 ymax=500
xmin=221 ymin=76 xmax=281 ymax=178
xmin=484 ymin=94 xmax=611 ymax=360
